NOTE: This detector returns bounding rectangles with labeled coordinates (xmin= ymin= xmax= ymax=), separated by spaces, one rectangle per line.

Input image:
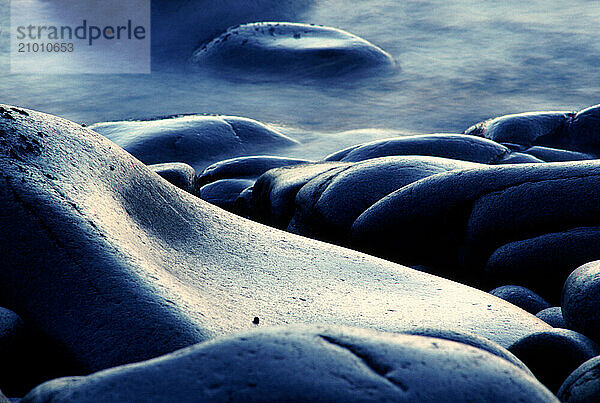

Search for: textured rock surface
xmin=536 ymin=307 xmax=567 ymax=329
xmin=22 ymin=326 xmax=557 ymax=402
xmin=89 ymin=115 xmax=298 ymax=171
xmin=558 ymin=355 xmax=600 ymax=403
xmin=509 ymin=329 xmax=600 ymax=393
xmin=562 ymin=261 xmax=600 ymax=342
xmin=191 ymin=22 xmax=396 ymax=79
xmin=0 ymin=105 xmax=550 ymax=383
xmin=489 ymin=286 xmax=551 ymax=315
xmin=148 ymin=162 xmax=196 ymax=193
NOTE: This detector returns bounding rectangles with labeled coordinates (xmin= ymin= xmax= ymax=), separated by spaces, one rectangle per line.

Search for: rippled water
xmin=1 ymin=0 xmax=600 ymax=160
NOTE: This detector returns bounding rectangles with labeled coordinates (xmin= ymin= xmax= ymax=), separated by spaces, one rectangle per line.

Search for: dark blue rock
xmin=324 ymin=134 xmax=512 ymax=164
xmin=252 ymin=162 xmax=352 ymax=229
xmin=191 ymin=22 xmax=396 ymax=79
xmin=483 ymin=227 xmax=600 ymax=303
xmin=557 ymin=355 xmax=600 ymax=403
xmin=523 ymin=146 xmax=594 ymax=162
xmin=351 ymin=161 xmax=600 ymax=287
xmin=199 ymin=178 xmax=255 ymax=212
xmin=198 ymin=156 xmax=311 ymax=187
xmin=287 ymin=156 xmax=480 ymax=243
xmin=562 ymin=261 xmax=600 ymax=342
xmin=465 ymin=104 xmax=600 ymax=156
xmin=536 ymin=307 xmax=567 ymax=329
xmin=508 ymin=329 xmax=600 ymax=393
xmin=89 ymin=115 xmax=298 ymax=171
xmin=22 ymin=326 xmax=556 ymax=402
xmin=489 ymin=285 xmax=551 ymax=315
xmin=0 ymin=104 xmax=551 ymax=383
xmin=148 ymin=162 xmax=196 ymax=193
xmin=464 ymin=111 xmax=572 ymax=149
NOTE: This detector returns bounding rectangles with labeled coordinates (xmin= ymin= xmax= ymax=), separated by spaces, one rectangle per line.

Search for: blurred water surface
xmin=1 ymin=0 xmax=599 ymax=159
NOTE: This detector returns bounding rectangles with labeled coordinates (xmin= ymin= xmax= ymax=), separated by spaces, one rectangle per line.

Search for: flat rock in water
xmin=148 ymin=162 xmax=196 ymax=194
xmin=191 ymin=22 xmax=396 ymax=79
xmin=0 ymin=105 xmax=549 ymax=382
xmin=89 ymin=115 xmax=298 ymax=171
xmin=22 ymin=326 xmax=556 ymax=402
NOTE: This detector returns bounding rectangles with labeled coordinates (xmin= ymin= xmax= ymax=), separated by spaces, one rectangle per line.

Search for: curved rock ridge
xmin=0 ymin=105 xmax=549 ymax=381
xmin=22 ymin=326 xmax=557 ymax=403
xmin=191 ymin=22 xmax=397 ymax=79
xmin=464 ymin=104 xmax=600 ymax=156
xmin=89 ymin=115 xmax=299 ymax=172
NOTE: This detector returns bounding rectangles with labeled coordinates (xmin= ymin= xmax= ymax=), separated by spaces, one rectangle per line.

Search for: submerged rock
xmin=191 ymin=22 xmax=396 ymax=79
xmin=89 ymin=115 xmax=298 ymax=171
xmin=0 ymin=104 xmax=550 ymax=383
xmin=22 ymin=326 xmax=556 ymax=402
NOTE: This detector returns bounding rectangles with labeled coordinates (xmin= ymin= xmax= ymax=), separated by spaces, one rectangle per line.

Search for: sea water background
xmin=1 ymin=0 xmax=600 ymax=161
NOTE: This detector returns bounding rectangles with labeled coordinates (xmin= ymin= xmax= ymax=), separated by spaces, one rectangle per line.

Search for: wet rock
xmin=557 ymin=355 xmax=600 ymax=403
xmin=148 ymin=162 xmax=196 ymax=193
xmin=197 ymin=156 xmax=311 ymax=188
xmin=22 ymin=326 xmax=556 ymax=402
xmin=489 ymin=285 xmax=551 ymax=315
xmin=536 ymin=307 xmax=567 ymax=329
xmin=465 ymin=104 xmax=600 ymax=156
xmin=199 ymin=178 xmax=255 ymax=212
xmin=562 ymin=261 xmax=600 ymax=342
xmin=191 ymin=22 xmax=396 ymax=79
xmin=0 ymin=104 xmax=551 ymax=382
xmin=324 ymin=134 xmax=511 ymax=164
xmin=286 ymin=156 xmax=480 ymax=243
xmin=483 ymin=227 xmax=600 ymax=303
xmin=509 ymin=329 xmax=600 ymax=393
xmin=89 ymin=115 xmax=298 ymax=171
xmin=351 ymin=162 xmax=600 ymax=287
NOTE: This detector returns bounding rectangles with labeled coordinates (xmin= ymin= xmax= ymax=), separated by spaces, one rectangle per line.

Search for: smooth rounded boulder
xmin=149 ymin=162 xmax=196 ymax=194
xmin=562 ymin=261 xmax=600 ymax=342
xmin=191 ymin=22 xmax=396 ymax=79
xmin=558 ymin=355 xmax=600 ymax=403
xmin=22 ymin=326 xmax=557 ymax=402
xmin=324 ymin=134 xmax=513 ymax=164
xmin=0 ymin=104 xmax=550 ymax=383
xmin=489 ymin=285 xmax=551 ymax=315
xmin=508 ymin=329 xmax=600 ymax=393
xmin=536 ymin=307 xmax=567 ymax=329
xmin=351 ymin=161 xmax=600 ymax=289
xmin=89 ymin=115 xmax=298 ymax=171
xmin=198 ymin=178 xmax=255 ymax=212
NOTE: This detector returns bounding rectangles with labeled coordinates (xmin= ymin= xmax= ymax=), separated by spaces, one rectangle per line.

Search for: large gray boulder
xmin=0 ymin=105 xmax=549 ymax=384
xmin=23 ymin=326 xmax=557 ymax=402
